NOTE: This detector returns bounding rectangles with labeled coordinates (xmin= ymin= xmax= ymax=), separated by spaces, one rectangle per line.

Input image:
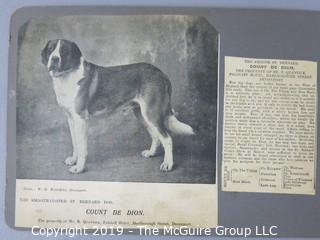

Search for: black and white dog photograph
xmin=16 ymin=15 xmax=218 ymax=183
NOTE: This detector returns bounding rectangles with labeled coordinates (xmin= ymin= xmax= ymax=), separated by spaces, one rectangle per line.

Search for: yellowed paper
xmin=15 ymin=179 xmax=217 ymax=228
xmin=222 ymin=56 xmax=317 ymax=195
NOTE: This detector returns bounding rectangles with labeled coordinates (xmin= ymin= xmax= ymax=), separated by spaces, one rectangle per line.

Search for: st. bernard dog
xmin=41 ymin=39 xmax=194 ymax=173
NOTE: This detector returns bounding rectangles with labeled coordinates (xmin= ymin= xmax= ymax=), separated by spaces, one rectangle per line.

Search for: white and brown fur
xmin=41 ymin=39 xmax=194 ymax=173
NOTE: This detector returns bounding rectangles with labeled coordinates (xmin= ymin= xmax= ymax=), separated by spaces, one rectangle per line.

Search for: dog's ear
xmin=63 ymin=41 xmax=82 ymax=69
xmin=41 ymin=41 xmax=50 ymax=65
xmin=70 ymin=41 xmax=82 ymax=61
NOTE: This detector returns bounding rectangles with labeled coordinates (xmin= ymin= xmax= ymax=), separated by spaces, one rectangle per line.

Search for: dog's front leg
xmin=68 ymin=114 xmax=87 ymax=174
xmin=64 ymin=117 xmax=78 ymax=166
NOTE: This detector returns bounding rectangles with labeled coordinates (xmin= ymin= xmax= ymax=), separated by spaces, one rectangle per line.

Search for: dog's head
xmin=41 ymin=39 xmax=82 ymax=76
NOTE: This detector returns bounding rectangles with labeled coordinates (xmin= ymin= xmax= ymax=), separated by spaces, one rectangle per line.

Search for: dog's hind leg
xmin=133 ymin=106 xmax=161 ymax=158
xmin=142 ymin=131 xmax=161 ymax=158
xmin=137 ymin=99 xmax=173 ymax=171
xmin=158 ymin=134 xmax=173 ymax=171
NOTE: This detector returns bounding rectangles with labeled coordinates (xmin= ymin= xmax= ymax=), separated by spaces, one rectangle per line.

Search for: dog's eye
xmin=60 ymin=48 xmax=68 ymax=55
xmin=48 ymin=45 xmax=55 ymax=52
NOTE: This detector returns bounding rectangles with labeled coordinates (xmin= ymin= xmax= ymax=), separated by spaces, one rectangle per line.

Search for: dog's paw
xmin=68 ymin=165 xmax=84 ymax=174
xmin=160 ymin=161 xmax=173 ymax=172
xmin=64 ymin=156 xmax=77 ymax=166
xmin=141 ymin=150 xmax=157 ymax=158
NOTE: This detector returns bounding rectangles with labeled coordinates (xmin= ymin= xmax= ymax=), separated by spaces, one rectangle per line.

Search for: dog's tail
xmin=166 ymin=113 xmax=195 ymax=136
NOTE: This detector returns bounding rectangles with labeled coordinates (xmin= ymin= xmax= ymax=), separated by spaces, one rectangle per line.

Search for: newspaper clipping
xmin=223 ymin=56 xmax=317 ymax=195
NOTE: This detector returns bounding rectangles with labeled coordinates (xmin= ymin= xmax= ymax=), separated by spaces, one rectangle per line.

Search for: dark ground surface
xmin=17 ymin=112 xmax=216 ymax=184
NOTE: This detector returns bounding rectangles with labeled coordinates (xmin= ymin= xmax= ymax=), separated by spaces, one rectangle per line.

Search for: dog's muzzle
xmin=48 ymin=56 xmax=61 ymax=71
